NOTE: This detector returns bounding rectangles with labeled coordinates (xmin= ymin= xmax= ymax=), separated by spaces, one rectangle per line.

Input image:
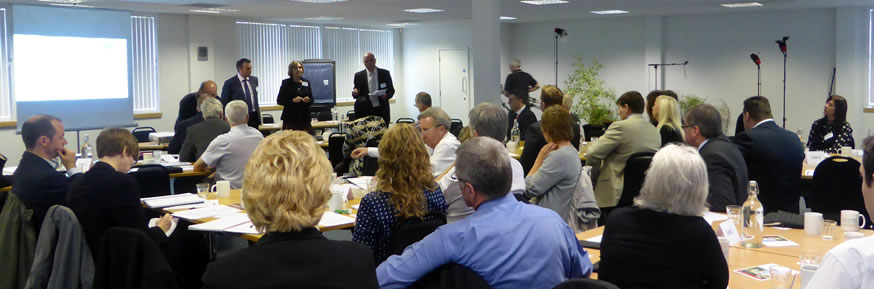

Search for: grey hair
xmin=415 ymin=92 xmax=432 ymax=107
xmin=468 ymin=103 xmax=508 ymax=142
xmin=201 ymin=97 xmax=223 ymax=120
xmin=418 ymin=107 xmax=451 ymax=130
xmin=510 ymin=58 xmax=521 ymax=67
xmin=634 ymin=144 xmax=709 ymax=216
xmin=455 ymin=137 xmax=512 ymax=199
xmin=225 ymin=100 xmax=249 ymax=125
xmin=684 ymin=104 xmax=723 ymax=139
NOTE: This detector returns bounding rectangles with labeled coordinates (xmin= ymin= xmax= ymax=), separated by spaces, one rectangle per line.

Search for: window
xmin=869 ymin=9 xmax=874 ymax=108
xmin=0 ymin=8 xmax=9 ymax=121
xmin=235 ymin=22 xmax=395 ymax=105
xmin=131 ymin=16 xmax=159 ymax=113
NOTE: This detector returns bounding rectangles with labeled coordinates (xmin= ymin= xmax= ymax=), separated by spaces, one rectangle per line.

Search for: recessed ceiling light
xmin=403 ymin=8 xmax=444 ymax=13
xmin=520 ymin=0 xmax=568 ymax=5
xmin=290 ymin=0 xmax=346 ymax=3
xmin=591 ymin=10 xmax=629 ymax=15
xmin=190 ymin=8 xmax=239 ymax=14
xmin=305 ymin=16 xmax=343 ymax=21
xmin=500 ymin=16 xmax=517 ymax=20
xmin=721 ymin=2 xmax=763 ymax=8
xmin=387 ymin=23 xmax=416 ymax=27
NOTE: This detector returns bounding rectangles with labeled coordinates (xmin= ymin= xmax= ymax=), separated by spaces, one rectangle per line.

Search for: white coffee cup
xmin=717 ymin=237 xmax=730 ymax=260
xmin=804 ymin=212 xmax=824 ymax=236
xmin=839 ymin=146 xmax=853 ymax=157
xmin=841 ymin=210 xmax=866 ymax=232
xmin=211 ymin=180 xmax=231 ymax=199
xmin=800 ymin=265 xmax=818 ymax=289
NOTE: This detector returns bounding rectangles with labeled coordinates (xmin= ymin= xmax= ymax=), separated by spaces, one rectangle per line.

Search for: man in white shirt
xmin=352 ymin=107 xmax=459 ymax=177
xmin=806 ymin=136 xmax=874 ymax=289
xmin=194 ymin=100 xmax=264 ymax=189
xmin=436 ymin=103 xmax=526 ymax=222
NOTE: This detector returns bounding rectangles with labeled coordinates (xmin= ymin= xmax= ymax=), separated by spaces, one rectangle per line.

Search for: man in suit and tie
xmin=12 ymin=114 xmax=81 ymax=234
xmin=352 ymin=52 xmax=394 ymax=123
xmin=221 ymin=58 xmax=261 ymax=129
xmin=519 ymin=85 xmax=580 ymax=176
xmin=180 ymin=97 xmax=231 ymax=162
xmin=684 ymin=104 xmax=749 ymax=212
xmin=506 ymin=89 xmax=537 ymax=142
xmin=176 ymin=80 xmax=217 ymax=125
xmin=585 ymin=91 xmax=661 ymax=210
xmin=731 ymin=96 xmax=804 ymax=214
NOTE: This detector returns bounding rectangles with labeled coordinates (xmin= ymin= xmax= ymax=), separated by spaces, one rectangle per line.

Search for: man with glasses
xmin=683 ymin=104 xmax=748 ymax=211
xmin=352 ymin=107 xmax=459 ymax=177
xmin=376 ymin=137 xmax=592 ymax=288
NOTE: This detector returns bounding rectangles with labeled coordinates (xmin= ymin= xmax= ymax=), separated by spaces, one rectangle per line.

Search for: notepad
xmin=318 ymin=211 xmax=355 ymax=228
xmin=347 ymin=176 xmax=373 ymax=189
xmin=188 ymin=213 xmax=252 ymax=232
xmin=141 ymin=193 xmax=204 ymax=208
xmin=172 ymin=205 xmax=240 ymax=220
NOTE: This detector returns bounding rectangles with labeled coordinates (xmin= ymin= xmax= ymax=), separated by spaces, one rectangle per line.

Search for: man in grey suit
xmin=684 ymin=104 xmax=749 ymax=212
xmin=585 ymin=91 xmax=661 ymax=209
xmin=180 ymin=98 xmax=230 ymax=162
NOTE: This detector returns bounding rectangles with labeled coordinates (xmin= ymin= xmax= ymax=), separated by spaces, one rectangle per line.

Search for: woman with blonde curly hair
xmin=353 ymin=124 xmax=448 ymax=263
xmin=201 ymin=130 xmax=378 ymax=289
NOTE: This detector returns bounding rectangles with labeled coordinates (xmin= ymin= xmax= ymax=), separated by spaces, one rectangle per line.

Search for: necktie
xmin=243 ymin=79 xmax=253 ymax=112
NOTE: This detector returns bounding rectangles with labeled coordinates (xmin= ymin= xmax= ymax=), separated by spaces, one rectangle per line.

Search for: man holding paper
xmin=352 ymin=52 xmax=394 ymax=123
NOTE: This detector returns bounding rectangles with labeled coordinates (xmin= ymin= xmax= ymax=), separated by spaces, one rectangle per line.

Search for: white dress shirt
xmin=806 ymin=235 xmax=874 ymax=289
xmin=200 ymin=124 xmax=264 ymax=189
xmin=367 ymin=132 xmax=460 ymax=177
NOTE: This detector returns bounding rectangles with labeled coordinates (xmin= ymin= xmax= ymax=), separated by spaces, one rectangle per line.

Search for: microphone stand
xmin=781 ymin=52 xmax=786 ymax=128
xmin=554 ymin=34 xmax=559 ymax=85
xmin=647 ymin=61 xmax=688 ymax=90
xmin=756 ymin=64 xmax=761 ymax=97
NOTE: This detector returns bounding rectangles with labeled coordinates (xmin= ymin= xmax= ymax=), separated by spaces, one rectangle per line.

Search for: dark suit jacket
xmin=67 ymin=162 xmax=167 ymax=259
xmin=699 ymin=135 xmax=749 ymax=212
xmin=221 ymin=75 xmax=261 ymax=125
xmin=168 ymin=112 xmax=203 ymax=154
xmin=276 ymin=78 xmax=313 ymax=125
xmin=11 ymin=151 xmax=78 ymax=234
xmin=176 ymin=92 xmax=198 ymax=125
xmin=179 ymin=118 xmax=230 ymax=162
xmin=731 ymin=121 xmax=804 ymax=213
xmin=519 ymin=119 xmax=581 ymax=176
xmin=507 ymin=105 xmax=537 ymax=141
xmin=201 ymin=228 xmax=379 ymax=289
xmin=353 ymin=68 xmax=395 ymax=122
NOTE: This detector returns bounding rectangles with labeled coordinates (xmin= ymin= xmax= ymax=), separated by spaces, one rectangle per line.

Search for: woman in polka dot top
xmin=352 ymin=124 xmax=448 ymax=263
xmin=807 ymin=95 xmax=855 ymax=154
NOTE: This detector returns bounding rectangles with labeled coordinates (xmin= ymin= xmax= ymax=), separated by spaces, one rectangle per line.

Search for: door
xmin=439 ymin=48 xmax=470 ymax=125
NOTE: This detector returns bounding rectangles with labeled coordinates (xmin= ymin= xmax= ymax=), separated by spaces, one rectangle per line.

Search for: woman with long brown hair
xmin=352 ymin=124 xmax=447 ymax=263
xmin=807 ymin=95 xmax=855 ymax=153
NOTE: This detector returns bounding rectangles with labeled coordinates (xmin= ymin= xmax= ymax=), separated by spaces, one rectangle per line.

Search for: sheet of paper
xmin=224 ymin=221 xmax=260 ymax=235
xmin=351 ymin=204 xmax=360 ymax=210
xmin=148 ymin=217 xmax=178 ymax=237
xmin=585 ymin=235 xmax=602 ymax=243
xmin=160 ymin=154 xmax=178 ymax=163
xmin=142 ymin=193 xmax=204 ymax=208
xmin=331 ymin=184 xmax=354 ymax=195
xmin=720 ymin=220 xmax=742 ymax=245
xmin=188 ymin=213 xmax=251 ymax=232
xmin=733 ymin=264 xmax=797 ymax=281
xmin=172 ymin=205 xmax=241 ymax=220
xmin=347 ymin=176 xmax=373 ymax=189
xmin=179 ymin=165 xmax=194 ymax=172
xmin=762 ymin=235 xmax=799 ymax=247
xmin=805 ymin=151 xmax=827 ymax=166
xmin=803 ymin=170 xmax=814 ymax=177
xmin=165 ymin=200 xmax=218 ymax=210
xmin=703 ymin=212 xmax=729 ymax=225
xmin=317 ymin=211 xmax=356 ymax=228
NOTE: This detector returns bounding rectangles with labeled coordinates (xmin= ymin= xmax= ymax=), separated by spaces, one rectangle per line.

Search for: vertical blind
xmin=0 ymin=9 xmax=9 ymax=120
xmin=131 ymin=16 xmax=159 ymax=113
xmin=236 ymin=22 xmax=395 ymax=105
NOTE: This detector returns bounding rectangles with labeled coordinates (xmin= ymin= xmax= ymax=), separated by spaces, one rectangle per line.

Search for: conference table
xmin=576 ymin=220 xmax=874 ymax=288
xmin=258 ymin=120 xmax=341 ymax=133
xmin=139 ymin=142 xmax=168 ymax=150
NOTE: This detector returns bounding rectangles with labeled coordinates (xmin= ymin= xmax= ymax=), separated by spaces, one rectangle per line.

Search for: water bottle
xmin=742 ymin=181 xmax=764 ymax=248
xmin=81 ymin=134 xmax=91 ymax=158
xmin=510 ymin=120 xmax=521 ymax=144
xmin=331 ymin=106 xmax=338 ymax=122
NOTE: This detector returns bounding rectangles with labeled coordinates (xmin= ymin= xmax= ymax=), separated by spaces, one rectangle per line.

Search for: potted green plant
xmin=564 ymin=56 xmax=616 ymax=140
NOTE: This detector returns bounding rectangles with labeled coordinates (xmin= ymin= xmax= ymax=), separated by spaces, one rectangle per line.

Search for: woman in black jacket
xmin=807 ymin=95 xmax=855 ymax=153
xmin=276 ymin=60 xmax=314 ymax=134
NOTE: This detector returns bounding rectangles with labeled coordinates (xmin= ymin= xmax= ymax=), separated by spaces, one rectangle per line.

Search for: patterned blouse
xmin=342 ymin=115 xmax=387 ymax=176
xmin=807 ymin=118 xmax=854 ymax=153
xmin=352 ymin=187 xmax=447 ymax=263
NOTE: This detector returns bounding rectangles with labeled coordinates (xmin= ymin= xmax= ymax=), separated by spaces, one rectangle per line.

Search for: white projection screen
xmin=13 ymin=5 xmax=135 ymax=132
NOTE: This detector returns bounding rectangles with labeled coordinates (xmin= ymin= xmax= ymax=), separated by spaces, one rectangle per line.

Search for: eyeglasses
xmin=420 ymin=125 xmax=440 ymax=134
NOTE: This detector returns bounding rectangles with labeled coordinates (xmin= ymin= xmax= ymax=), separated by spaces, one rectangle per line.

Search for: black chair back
xmin=409 ymin=263 xmax=490 ymax=289
xmin=396 ymin=118 xmax=415 ymax=124
xmin=328 ymin=133 xmax=346 ymax=168
xmin=616 ymin=152 xmax=654 ymax=208
xmin=129 ymin=165 xmax=171 ymax=198
xmin=360 ymin=137 xmax=381 ymax=176
xmin=552 ymin=279 xmax=619 ymax=289
xmin=386 ymin=211 xmax=446 ymax=262
xmin=262 ymin=114 xmax=275 ymax=124
xmin=449 ymin=119 xmax=463 ymax=137
xmin=582 ymin=124 xmax=608 ymax=141
xmin=94 ymin=227 xmax=178 ymax=289
xmin=346 ymin=110 xmax=356 ymax=120
xmin=132 ymin=127 xmax=156 ymax=143
xmin=811 ymin=156 xmax=869 ymax=225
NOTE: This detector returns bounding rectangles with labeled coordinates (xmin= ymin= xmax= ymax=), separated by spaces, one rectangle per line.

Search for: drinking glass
xmin=769 ymin=266 xmax=791 ymax=289
xmin=822 ymin=220 xmax=837 ymax=240
xmin=196 ymin=183 xmax=210 ymax=199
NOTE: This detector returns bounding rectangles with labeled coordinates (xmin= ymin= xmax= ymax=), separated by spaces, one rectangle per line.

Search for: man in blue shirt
xmin=377 ymin=137 xmax=592 ymax=289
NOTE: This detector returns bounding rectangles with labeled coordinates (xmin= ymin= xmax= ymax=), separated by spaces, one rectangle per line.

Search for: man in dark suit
xmin=519 ymin=85 xmax=580 ymax=176
xmin=176 ymin=80 xmax=217 ymax=125
xmin=180 ymin=98 xmax=230 ymax=162
xmin=221 ymin=58 xmax=261 ymax=129
xmin=352 ymin=52 xmax=394 ymax=123
xmin=506 ymin=89 xmax=537 ymax=142
xmin=169 ymin=93 xmax=212 ymax=154
xmin=12 ymin=114 xmax=80 ymax=234
xmin=731 ymin=96 xmax=804 ymax=214
xmin=684 ymin=104 xmax=749 ymax=212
